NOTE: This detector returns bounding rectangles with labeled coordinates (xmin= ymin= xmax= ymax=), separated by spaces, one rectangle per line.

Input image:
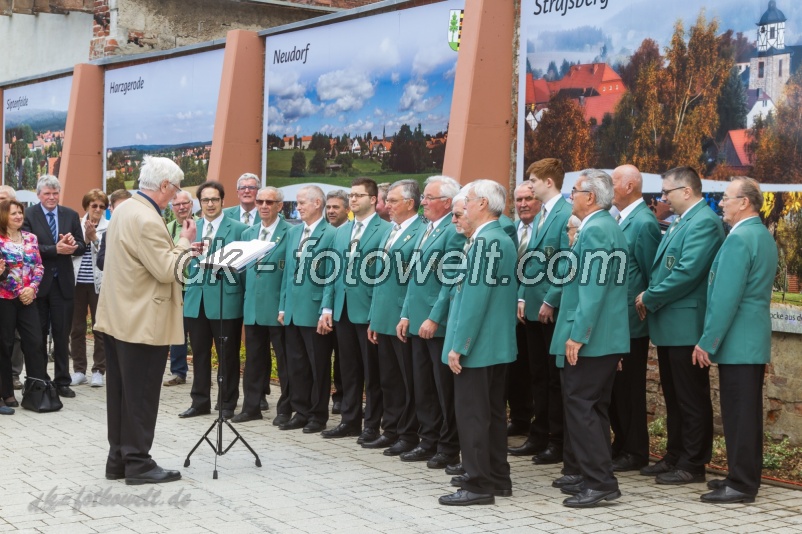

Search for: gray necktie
xmin=517 ymin=224 xmax=530 ymax=259
xmin=243 ymin=211 xmax=251 ymax=225
xmin=384 ymin=224 xmax=400 ymax=251
xmin=537 ymin=208 xmax=547 ymax=234
xmin=299 ymin=226 xmax=311 ymax=251
xmin=259 ymin=227 xmax=269 ymax=241
xmin=350 ymin=221 xmax=364 ymax=253
xmin=204 ymin=222 xmax=214 ymax=240
xmin=420 ymin=221 xmax=435 ymax=246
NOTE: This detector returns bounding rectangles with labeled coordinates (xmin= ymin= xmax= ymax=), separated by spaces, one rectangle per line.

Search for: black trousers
xmin=36 ymin=283 xmax=73 ymax=386
xmin=285 ymin=323 xmax=332 ymax=424
xmin=0 ymin=298 xmax=48 ymax=397
xmin=527 ymin=319 xmax=563 ymax=448
xmin=243 ymin=324 xmax=286 ymax=416
xmin=105 ymin=334 xmax=166 ymax=476
xmin=610 ymin=336 xmax=650 ymax=462
xmin=506 ymin=322 xmax=533 ymax=428
xmin=720 ymin=364 xmax=765 ymax=496
xmin=411 ymin=335 xmax=458 ymax=454
xmin=377 ymin=333 xmax=418 ymax=443
xmin=335 ymin=300 xmax=382 ymax=430
xmin=332 ymin=329 xmax=342 ymax=404
xmin=562 ymin=354 xmax=621 ymax=492
xmin=185 ymin=300 xmax=243 ymax=411
xmin=454 ymin=363 xmax=511 ymax=494
xmin=658 ymin=345 xmax=712 ymax=473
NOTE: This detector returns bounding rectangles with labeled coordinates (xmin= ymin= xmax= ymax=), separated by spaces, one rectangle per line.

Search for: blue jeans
xmin=168 ymin=318 xmax=189 ymax=379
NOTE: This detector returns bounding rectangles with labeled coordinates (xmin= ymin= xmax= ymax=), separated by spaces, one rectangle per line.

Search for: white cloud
xmin=277 ymin=96 xmax=318 ymax=121
xmin=180 ymin=75 xmax=188 ymax=88
xmin=176 ymin=110 xmax=203 ymax=120
xmin=354 ymin=37 xmax=401 ymax=73
xmin=135 ymin=132 xmax=148 ymax=141
xmin=391 ymin=72 xmax=401 ymax=84
xmin=399 ymin=79 xmax=443 ymax=113
xmin=412 ymin=46 xmax=457 ymax=77
xmin=443 ymin=62 xmax=457 ymax=80
xmin=268 ymin=70 xmax=306 ymax=99
xmin=316 ymin=70 xmax=375 ymax=116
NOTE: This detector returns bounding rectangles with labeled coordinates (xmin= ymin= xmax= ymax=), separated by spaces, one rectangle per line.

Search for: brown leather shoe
xmin=163 ymin=376 xmax=186 ymax=386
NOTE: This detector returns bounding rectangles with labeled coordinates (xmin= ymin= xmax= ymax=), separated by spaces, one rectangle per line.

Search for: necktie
xmin=259 ymin=227 xmax=269 ymax=241
xmin=463 ymin=237 xmax=474 ymax=253
xmin=350 ymin=221 xmax=364 ymax=254
xmin=299 ymin=226 xmax=311 ymax=252
xmin=615 ymin=213 xmax=622 ymax=223
xmin=517 ymin=224 xmax=530 ymax=259
xmin=669 ymin=216 xmax=680 ymax=233
xmin=537 ymin=208 xmax=547 ymax=234
xmin=204 ymin=221 xmax=214 ymax=240
xmin=47 ymin=211 xmax=58 ymax=243
xmin=420 ymin=221 xmax=434 ymax=246
xmin=384 ymin=224 xmax=400 ymax=251
xmin=243 ymin=211 xmax=251 ymax=225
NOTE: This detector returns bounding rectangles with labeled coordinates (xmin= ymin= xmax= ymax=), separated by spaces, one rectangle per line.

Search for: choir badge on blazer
xmin=709 ymin=270 xmax=715 ymax=284
xmin=666 ymin=256 xmax=676 ymax=270
xmin=278 ymin=260 xmax=285 ymax=270
xmin=545 ymin=246 xmax=555 ymax=258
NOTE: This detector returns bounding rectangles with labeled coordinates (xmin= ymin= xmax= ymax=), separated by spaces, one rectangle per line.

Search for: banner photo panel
xmin=3 ymin=76 xmax=72 ymax=194
xmin=103 ymin=48 xmax=225 ymax=195
xmin=263 ymin=0 xmax=465 ymax=197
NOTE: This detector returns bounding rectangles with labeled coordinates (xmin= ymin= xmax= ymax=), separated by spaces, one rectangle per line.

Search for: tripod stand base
xmin=184 ymin=415 xmax=262 ymax=475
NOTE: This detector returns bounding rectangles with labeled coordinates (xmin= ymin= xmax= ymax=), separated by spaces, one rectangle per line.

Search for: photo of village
xmin=263 ymin=0 xmax=463 ymax=188
xmin=104 ymin=49 xmax=224 ymax=193
xmin=2 ymin=76 xmax=71 ymax=191
xmin=520 ymin=0 xmax=802 ymax=294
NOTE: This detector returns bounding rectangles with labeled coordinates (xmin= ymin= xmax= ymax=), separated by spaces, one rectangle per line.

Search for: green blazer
xmin=642 ymin=200 xmax=724 ymax=346
xmin=441 ymin=220 xmax=518 ymax=367
xmin=619 ymin=202 xmax=661 ymax=339
xmin=400 ymin=216 xmax=465 ymax=337
xmin=242 ymin=218 xmax=292 ymax=326
xmin=166 ymin=216 xmax=199 ymax=244
xmin=550 ymin=210 xmax=630 ymax=365
xmin=518 ymin=196 xmax=572 ymax=318
xmin=184 ymin=216 xmax=249 ymax=320
xmin=498 ymin=213 xmax=518 ymax=248
xmin=279 ymin=219 xmax=336 ymax=328
xmin=224 ymin=205 xmax=261 ymax=226
xmin=698 ymin=218 xmax=777 ymax=364
xmin=367 ymin=216 xmax=426 ymax=336
xmin=321 ymin=214 xmax=392 ymax=324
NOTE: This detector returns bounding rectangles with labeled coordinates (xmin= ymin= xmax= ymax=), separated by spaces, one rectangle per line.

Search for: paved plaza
xmin=2 ymin=360 xmax=802 ymax=534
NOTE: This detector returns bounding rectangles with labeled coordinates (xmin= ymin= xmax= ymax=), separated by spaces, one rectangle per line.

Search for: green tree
xmin=335 ymin=152 xmax=354 ymax=173
xmin=309 ymin=149 xmax=327 ymax=174
xmin=716 ymin=66 xmax=748 ymax=142
xmin=290 ymin=150 xmax=307 ymax=177
xmin=527 ymin=94 xmax=593 ymax=171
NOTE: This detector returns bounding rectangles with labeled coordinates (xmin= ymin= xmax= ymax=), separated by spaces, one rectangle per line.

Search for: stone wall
xmin=646 ymin=331 xmax=802 ymax=444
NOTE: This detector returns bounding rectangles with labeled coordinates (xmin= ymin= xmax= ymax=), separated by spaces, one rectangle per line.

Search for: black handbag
xmin=21 ymin=377 xmax=63 ymax=413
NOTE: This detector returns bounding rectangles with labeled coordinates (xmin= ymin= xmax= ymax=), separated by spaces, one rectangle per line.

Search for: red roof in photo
xmin=724 ymin=129 xmax=754 ymax=167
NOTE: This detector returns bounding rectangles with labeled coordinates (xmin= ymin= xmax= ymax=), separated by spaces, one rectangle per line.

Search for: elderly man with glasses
xmin=224 ymin=172 xmax=261 ymax=226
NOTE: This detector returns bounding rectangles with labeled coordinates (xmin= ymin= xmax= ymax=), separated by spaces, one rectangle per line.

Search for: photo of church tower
xmin=748 ymin=0 xmax=801 ymax=104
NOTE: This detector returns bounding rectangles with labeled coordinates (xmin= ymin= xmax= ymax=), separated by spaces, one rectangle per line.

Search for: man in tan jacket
xmin=95 ymin=156 xmax=197 ymax=485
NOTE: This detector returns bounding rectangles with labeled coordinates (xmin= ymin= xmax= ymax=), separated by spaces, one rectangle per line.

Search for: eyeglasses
xmin=200 ymin=197 xmax=222 ymax=204
xmin=385 ymin=197 xmax=410 ymax=205
xmin=348 ymin=193 xmax=371 ymax=199
xmin=464 ymin=196 xmax=484 ymax=203
xmin=721 ymin=195 xmax=745 ymax=202
xmin=421 ymin=195 xmax=448 ymax=202
xmin=172 ymin=201 xmax=192 ymax=208
xmin=570 ymin=188 xmax=591 ymax=195
xmin=237 ymin=185 xmax=258 ymax=191
xmin=165 ymin=182 xmax=181 ymax=194
xmin=89 ymin=203 xmax=106 ymax=210
xmin=255 ymin=199 xmax=280 ymax=206
xmin=660 ymin=186 xmax=687 ymax=196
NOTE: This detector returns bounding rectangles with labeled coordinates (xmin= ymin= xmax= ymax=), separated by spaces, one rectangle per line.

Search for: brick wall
xmin=90 ymin=0 xmax=114 ymax=59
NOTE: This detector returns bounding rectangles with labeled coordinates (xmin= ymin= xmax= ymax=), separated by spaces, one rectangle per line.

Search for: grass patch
xmin=772 ymin=292 xmax=802 ymax=305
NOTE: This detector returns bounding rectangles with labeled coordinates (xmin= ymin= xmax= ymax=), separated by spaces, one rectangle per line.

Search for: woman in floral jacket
xmin=0 ymin=199 xmax=49 ymax=413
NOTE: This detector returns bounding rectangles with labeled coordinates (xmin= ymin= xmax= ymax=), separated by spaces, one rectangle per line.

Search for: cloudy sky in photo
xmin=3 ymin=75 xmax=72 ymax=121
xmin=264 ymin=0 xmax=464 ymax=139
xmin=104 ymin=49 xmax=224 ymax=149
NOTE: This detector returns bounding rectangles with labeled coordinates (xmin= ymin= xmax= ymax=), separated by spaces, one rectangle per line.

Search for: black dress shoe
xmin=656 ymin=469 xmax=705 ymax=485
xmin=279 ymin=415 xmax=308 ymax=430
xmin=508 ymin=440 xmax=544 ymax=456
xmin=439 ymin=489 xmax=494 ymax=506
xmin=260 ymin=398 xmax=269 ymax=411
xmin=552 ymin=474 xmax=584 ymax=488
xmin=451 ymin=473 xmax=470 ymax=487
xmin=222 ymin=409 xmax=235 ymax=420
xmin=3 ymin=397 xmax=19 ymax=408
xmin=179 ymin=406 xmax=210 ymax=418
xmin=492 ymin=488 xmax=513 ymax=497
xmin=383 ymin=439 xmax=417 ymax=456
xmin=700 ymin=485 xmax=755 ymax=504
xmin=362 ymin=434 xmax=395 ymax=449
xmin=612 ymin=452 xmax=649 ymax=472
xmin=427 ymin=452 xmax=460 ymax=469
xmin=563 ymin=488 xmax=621 ymax=508
xmin=231 ymin=411 xmax=263 ymax=423
xmin=400 ymin=446 xmax=436 ymax=462
xmin=707 ymin=478 xmax=726 ymax=490
xmin=639 ymin=458 xmax=674 ymax=475
xmin=331 ymin=401 xmax=342 ymax=414
xmin=445 ymin=462 xmax=466 ymax=475
xmin=506 ymin=421 xmax=529 ymax=437
xmin=125 ymin=466 xmax=181 ymax=485
xmin=533 ymin=444 xmax=562 ymax=465
xmin=57 ymin=386 xmax=76 ymax=398
xmin=272 ymin=413 xmax=290 ymax=426
xmin=560 ymin=482 xmax=584 ymax=495
xmin=357 ymin=427 xmax=380 ymax=445
xmin=302 ymin=421 xmax=326 ymax=434
xmin=321 ymin=422 xmax=360 ymax=438
xmin=105 ymin=472 xmax=125 ymax=480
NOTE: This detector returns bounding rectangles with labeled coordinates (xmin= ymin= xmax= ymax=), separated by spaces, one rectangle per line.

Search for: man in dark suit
xmin=609 ymin=165 xmax=661 ymax=472
xmin=439 ymin=180 xmax=518 ymax=506
xmin=179 ymin=181 xmax=248 ymax=420
xmin=319 ymin=178 xmax=390 ymax=443
xmin=223 ymin=172 xmax=261 ymax=226
xmin=694 ymin=177 xmax=778 ymax=504
xmin=23 ymin=175 xmax=86 ymax=398
xmin=550 ymin=169 xmax=630 ymax=508
xmin=366 ymin=180 xmax=425 ymax=456
xmin=636 ymin=166 xmax=724 ymax=485
xmin=232 ymin=186 xmax=291 ymax=424
xmin=278 ymin=185 xmax=336 ymax=433
xmin=397 ymin=175 xmax=463 ymax=468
